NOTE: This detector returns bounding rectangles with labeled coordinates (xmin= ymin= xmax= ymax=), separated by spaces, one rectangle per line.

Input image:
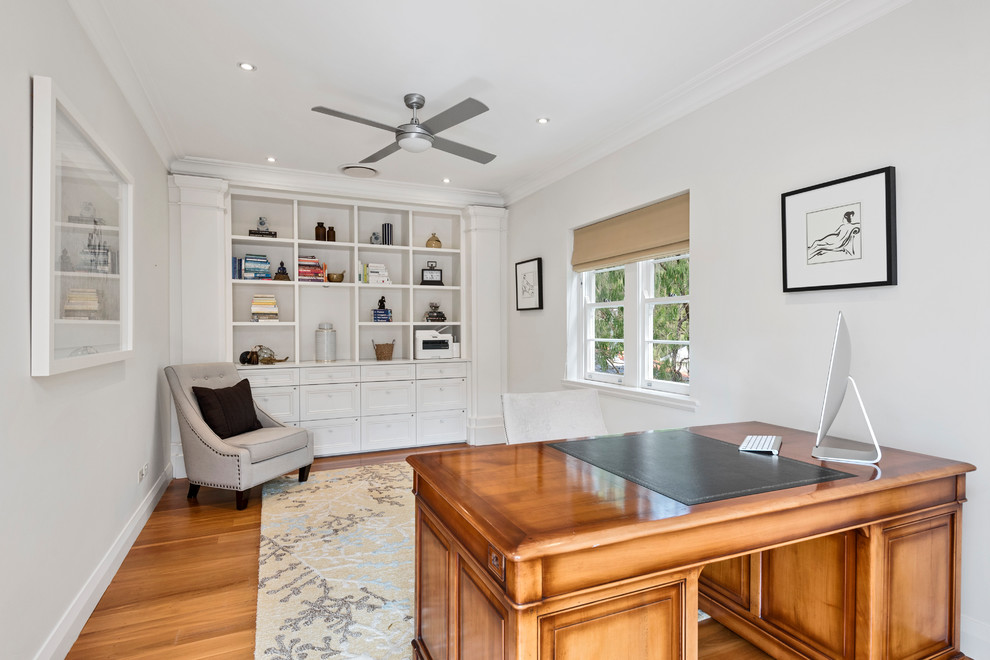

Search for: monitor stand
xmin=812 ymin=376 xmax=883 ymax=465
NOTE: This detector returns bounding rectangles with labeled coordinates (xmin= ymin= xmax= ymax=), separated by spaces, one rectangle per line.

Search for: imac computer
xmin=811 ymin=311 xmax=882 ymax=464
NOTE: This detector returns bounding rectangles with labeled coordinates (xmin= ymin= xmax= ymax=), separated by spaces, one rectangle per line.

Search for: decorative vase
xmin=426 ymin=233 xmax=442 ymax=248
xmin=315 ymin=221 xmax=327 ymax=241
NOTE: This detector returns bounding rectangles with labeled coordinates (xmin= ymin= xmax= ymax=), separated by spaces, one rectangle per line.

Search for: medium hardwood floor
xmin=67 ymin=445 xmax=771 ymax=659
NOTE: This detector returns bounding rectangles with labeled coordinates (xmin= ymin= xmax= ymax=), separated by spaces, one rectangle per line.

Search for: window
xmin=581 ymin=254 xmax=689 ymax=394
xmin=571 ymin=192 xmax=689 ymax=397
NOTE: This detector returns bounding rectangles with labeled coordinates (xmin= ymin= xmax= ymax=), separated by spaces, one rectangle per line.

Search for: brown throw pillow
xmin=192 ymin=378 xmax=262 ymax=439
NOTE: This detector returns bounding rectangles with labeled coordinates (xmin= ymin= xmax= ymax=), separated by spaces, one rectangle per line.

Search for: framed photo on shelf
xmin=781 ymin=166 xmax=896 ymax=292
xmin=31 ymin=76 xmax=134 ymax=376
xmin=515 ymin=257 xmax=543 ymax=310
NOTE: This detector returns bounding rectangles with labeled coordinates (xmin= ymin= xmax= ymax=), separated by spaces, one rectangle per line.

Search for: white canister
xmin=315 ymin=322 xmax=336 ymax=362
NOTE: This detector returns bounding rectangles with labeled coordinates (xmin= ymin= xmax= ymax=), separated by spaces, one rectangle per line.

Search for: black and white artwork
xmin=515 ymin=257 xmax=543 ymax=310
xmin=782 ymin=167 xmax=896 ymax=292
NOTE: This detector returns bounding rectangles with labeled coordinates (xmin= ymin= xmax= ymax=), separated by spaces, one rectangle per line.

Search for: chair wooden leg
xmin=187 ymin=483 xmax=200 ymax=499
xmin=299 ymin=464 xmax=312 ymax=482
xmin=235 ymin=489 xmax=250 ymax=510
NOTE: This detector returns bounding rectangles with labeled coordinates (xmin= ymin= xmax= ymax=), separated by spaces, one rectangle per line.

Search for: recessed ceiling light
xmin=442 ymin=178 xmax=451 ymax=184
xmin=537 ymin=117 xmax=550 ymax=125
xmin=266 ymin=156 xmax=277 ymax=163
xmin=340 ymin=164 xmax=378 ymax=178
xmin=238 ymin=62 xmax=257 ymax=72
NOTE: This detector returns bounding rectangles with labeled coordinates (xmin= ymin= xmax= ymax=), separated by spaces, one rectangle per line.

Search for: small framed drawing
xmin=515 ymin=257 xmax=543 ymax=310
xmin=782 ymin=166 xmax=896 ymax=292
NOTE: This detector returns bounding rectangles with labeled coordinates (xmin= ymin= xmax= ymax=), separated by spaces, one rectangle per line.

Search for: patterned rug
xmin=255 ymin=462 xmax=415 ymax=660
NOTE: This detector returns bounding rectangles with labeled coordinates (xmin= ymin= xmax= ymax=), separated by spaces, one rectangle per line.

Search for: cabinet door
xmin=253 ymin=385 xmax=299 ymax=423
xmin=416 ymin=378 xmax=467 ymax=412
xmin=300 ymin=382 xmax=361 ymax=420
xmin=301 ymin=417 xmax=360 ymax=456
xmin=361 ymin=380 xmax=416 ymax=415
xmin=417 ymin=409 xmax=466 ymax=446
xmin=361 ymin=413 xmax=416 ymax=451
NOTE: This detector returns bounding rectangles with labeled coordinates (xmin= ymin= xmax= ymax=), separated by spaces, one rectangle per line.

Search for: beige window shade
xmin=571 ymin=192 xmax=689 ymax=272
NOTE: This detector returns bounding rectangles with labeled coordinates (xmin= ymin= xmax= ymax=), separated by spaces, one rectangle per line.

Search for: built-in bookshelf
xmin=227 ymin=189 xmax=463 ymax=364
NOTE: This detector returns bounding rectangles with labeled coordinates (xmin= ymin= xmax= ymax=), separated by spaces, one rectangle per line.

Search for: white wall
xmin=0 ymin=2 xmax=172 ymax=658
xmin=506 ymin=0 xmax=990 ymax=654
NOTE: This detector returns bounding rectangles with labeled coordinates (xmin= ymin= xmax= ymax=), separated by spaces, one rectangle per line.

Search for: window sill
xmin=561 ymin=378 xmax=699 ymax=412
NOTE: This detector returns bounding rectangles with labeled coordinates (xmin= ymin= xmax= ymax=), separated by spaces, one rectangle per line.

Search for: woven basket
xmin=372 ymin=339 xmax=395 ymax=361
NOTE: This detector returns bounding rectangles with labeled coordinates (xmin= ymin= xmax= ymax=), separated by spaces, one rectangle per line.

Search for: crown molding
xmin=499 ymin=0 xmax=914 ymax=205
xmin=170 ymin=157 xmax=505 ymax=209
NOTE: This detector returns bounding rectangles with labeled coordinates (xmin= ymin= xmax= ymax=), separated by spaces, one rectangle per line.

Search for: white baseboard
xmin=36 ymin=464 xmax=173 ymax=660
xmin=962 ymin=613 xmax=990 ymax=658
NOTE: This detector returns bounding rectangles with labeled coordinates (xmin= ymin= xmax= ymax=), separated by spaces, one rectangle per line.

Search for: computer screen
xmin=811 ymin=311 xmax=882 ymax=464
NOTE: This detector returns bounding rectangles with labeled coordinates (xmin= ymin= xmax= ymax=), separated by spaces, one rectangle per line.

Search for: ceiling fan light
xmin=397 ymin=133 xmax=433 ymax=153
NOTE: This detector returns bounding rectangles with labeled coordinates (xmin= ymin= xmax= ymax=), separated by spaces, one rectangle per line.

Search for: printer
xmin=415 ymin=330 xmax=453 ymax=359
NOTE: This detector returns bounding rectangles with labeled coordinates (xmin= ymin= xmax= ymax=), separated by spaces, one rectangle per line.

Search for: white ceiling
xmin=70 ymin=0 xmax=909 ymax=204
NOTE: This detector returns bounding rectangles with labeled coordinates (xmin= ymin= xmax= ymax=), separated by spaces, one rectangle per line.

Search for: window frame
xmin=579 ymin=254 xmax=689 ymax=396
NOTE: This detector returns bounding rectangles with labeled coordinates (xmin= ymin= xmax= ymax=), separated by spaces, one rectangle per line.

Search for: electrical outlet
xmin=138 ymin=463 xmax=149 ymax=483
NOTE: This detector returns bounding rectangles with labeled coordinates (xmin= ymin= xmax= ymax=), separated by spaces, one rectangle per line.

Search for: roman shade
xmin=571 ymin=192 xmax=689 ymax=272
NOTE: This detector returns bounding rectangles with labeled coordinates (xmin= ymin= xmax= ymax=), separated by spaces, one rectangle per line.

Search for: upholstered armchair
xmin=501 ymin=389 xmax=608 ymax=444
xmin=164 ymin=362 xmax=314 ymax=510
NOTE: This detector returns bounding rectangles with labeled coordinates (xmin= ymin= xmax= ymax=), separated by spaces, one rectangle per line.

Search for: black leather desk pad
xmin=549 ymin=429 xmax=853 ymax=505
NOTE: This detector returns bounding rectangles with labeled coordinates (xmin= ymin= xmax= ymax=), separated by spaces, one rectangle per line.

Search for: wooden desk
xmin=407 ymin=421 xmax=974 ymax=660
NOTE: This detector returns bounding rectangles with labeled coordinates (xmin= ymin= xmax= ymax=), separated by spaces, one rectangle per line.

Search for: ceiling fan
xmin=312 ymin=93 xmax=496 ymax=165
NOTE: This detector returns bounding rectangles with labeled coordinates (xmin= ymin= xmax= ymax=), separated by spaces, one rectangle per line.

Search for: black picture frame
xmin=782 ymin=166 xmax=896 ymax=292
xmin=515 ymin=257 xmax=543 ymax=310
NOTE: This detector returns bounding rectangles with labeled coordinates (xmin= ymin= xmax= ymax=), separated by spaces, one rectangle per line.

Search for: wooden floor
xmin=67 ymin=445 xmax=771 ymax=659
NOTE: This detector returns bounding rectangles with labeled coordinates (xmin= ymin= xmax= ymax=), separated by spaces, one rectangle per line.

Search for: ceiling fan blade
xmin=431 ymin=136 xmax=496 ymax=164
xmin=312 ymin=106 xmax=397 ymax=133
xmin=360 ymin=142 xmax=401 ymax=163
xmin=420 ymin=98 xmax=489 ymax=135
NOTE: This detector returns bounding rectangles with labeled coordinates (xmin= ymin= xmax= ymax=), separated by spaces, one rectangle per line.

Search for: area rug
xmin=255 ymin=462 xmax=415 ymax=660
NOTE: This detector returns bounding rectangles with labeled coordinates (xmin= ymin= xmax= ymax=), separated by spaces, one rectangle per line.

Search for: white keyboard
xmin=739 ymin=434 xmax=782 ymax=455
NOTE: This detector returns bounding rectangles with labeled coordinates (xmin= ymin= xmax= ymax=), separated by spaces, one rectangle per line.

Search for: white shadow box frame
xmin=31 ymin=76 xmax=134 ymax=376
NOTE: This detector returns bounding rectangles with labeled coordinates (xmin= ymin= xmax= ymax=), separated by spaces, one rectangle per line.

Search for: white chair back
xmin=501 ymin=389 xmax=607 ymax=444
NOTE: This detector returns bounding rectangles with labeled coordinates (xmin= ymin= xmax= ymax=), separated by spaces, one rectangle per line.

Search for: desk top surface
xmin=408 ymin=421 xmax=975 ymax=560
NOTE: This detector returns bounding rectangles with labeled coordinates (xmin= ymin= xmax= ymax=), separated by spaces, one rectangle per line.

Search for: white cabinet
xmin=362 ymin=413 xmax=418 ymax=451
xmin=300 ymin=382 xmax=361 ymax=421
xmin=238 ymin=359 xmax=468 ymax=456
xmin=252 ymin=385 xmax=299 ymax=424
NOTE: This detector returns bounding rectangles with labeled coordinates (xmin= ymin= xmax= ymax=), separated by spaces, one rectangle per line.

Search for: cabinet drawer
xmin=361 ymin=363 xmax=416 ymax=382
xmin=239 ymin=368 xmax=299 ymax=388
xmin=300 ymin=382 xmax=361 ymax=421
xmin=417 ymin=409 xmax=466 ymax=446
xmin=361 ymin=380 xmax=416 ymax=416
xmin=416 ymin=378 xmax=467 ymax=412
xmin=416 ymin=361 xmax=468 ymax=380
xmin=300 ymin=365 xmax=361 ymax=385
xmin=361 ymin=413 xmax=417 ymax=451
xmin=302 ymin=417 xmax=361 ymax=456
xmin=253 ymin=385 xmax=299 ymax=423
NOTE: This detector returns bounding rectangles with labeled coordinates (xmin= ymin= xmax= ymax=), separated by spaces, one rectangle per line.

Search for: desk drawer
xmin=300 ymin=382 xmax=361 ymax=421
xmin=239 ymin=367 xmax=299 ymax=388
xmin=253 ymin=385 xmax=299 ymax=423
xmin=361 ymin=380 xmax=416 ymax=416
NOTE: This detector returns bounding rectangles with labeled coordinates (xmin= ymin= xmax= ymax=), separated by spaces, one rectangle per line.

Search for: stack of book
xmin=241 ymin=254 xmax=273 ymax=280
xmin=297 ymin=256 xmax=326 ymax=282
xmin=63 ymin=288 xmax=100 ymax=320
xmin=359 ymin=262 xmax=391 ymax=284
xmin=250 ymin=294 xmax=279 ymax=322
xmin=372 ymin=308 xmax=393 ymax=322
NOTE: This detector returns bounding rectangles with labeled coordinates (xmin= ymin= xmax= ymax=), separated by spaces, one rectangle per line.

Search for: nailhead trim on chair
xmin=173 ymin=394 xmax=243 ymax=490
